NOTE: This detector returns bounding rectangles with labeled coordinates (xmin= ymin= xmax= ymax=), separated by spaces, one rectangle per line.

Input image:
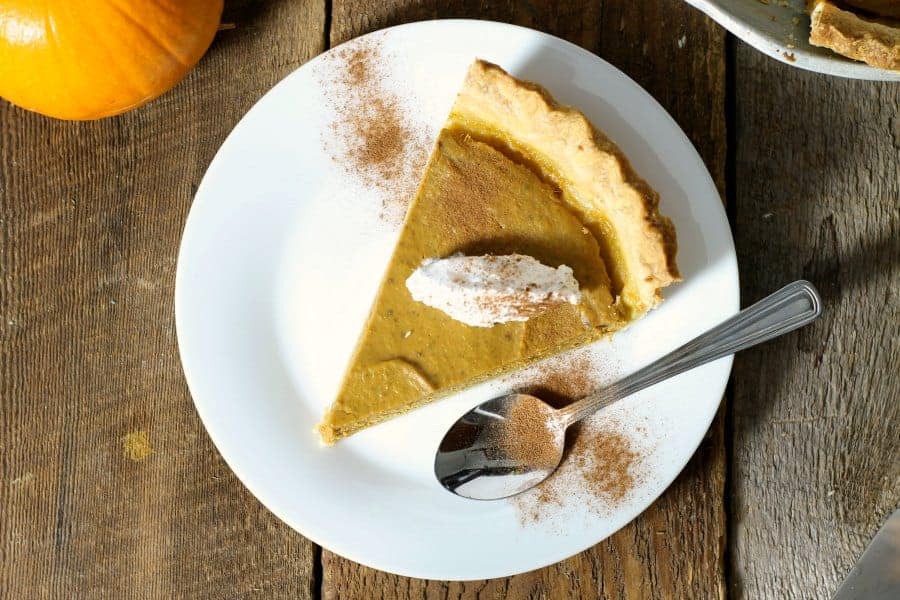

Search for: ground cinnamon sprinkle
xmin=496 ymin=395 xmax=560 ymax=471
xmin=505 ymin=350 xmax=647 ymax=525
xmin=570 ymin=426 xmax=639 ymax=504
xmin=524 ymin=352 xmax=597 ymax=403
xmin=320 ymin=40 xmax=428 ymax=226
xmin=512 ymin=418 xmax=645 ymax=525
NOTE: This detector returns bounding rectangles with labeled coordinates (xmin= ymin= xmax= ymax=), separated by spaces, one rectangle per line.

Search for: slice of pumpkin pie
xmin=317 ymin=60 xmax=680 ymax=444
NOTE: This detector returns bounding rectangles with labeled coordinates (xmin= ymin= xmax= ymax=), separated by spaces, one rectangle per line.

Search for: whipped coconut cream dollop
xmin=405 ymin=254 xmax=582 ymax=327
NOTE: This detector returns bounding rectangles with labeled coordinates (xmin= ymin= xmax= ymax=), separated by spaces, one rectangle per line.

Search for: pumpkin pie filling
xmin=317 ymin=61 xmax=680 ymax=444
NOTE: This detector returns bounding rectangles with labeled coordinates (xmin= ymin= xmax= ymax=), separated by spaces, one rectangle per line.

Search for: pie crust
xmin=450 ymin=61 xmax=680 ymax=316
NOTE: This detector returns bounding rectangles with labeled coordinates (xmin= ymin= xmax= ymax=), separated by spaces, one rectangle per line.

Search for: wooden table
xmin=1 ymin=1 xmax=896 ymax=598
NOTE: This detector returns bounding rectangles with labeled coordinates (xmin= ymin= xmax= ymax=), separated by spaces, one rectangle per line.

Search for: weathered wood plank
xmin=731 ymin=46 xmax=900 ymax=599
xmin=324 ymin=1 xmax=728 ymax=597
xmin=0 ymin=1 xmax=325 ymax=598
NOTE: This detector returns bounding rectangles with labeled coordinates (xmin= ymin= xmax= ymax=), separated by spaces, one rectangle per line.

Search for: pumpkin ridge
xmin=44 ymin=3 xmax=81 ymax=110
xmin=68 ymin=2 xmax=154 ymax=99
xmin=104 ymin=0 xmax=194 ymax=67
xmin=40 ymin=3 xmax=80 ymax=113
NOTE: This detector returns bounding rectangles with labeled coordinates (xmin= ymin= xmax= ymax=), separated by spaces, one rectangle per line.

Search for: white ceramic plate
xmin=687 ymin=0 xmax=900 ymax=81
xmin=176 ymin=20 xmax=739 ymax=580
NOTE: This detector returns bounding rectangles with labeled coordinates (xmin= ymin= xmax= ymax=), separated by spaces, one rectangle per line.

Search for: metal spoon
xmin=434 ymin=280 xmax=822 ymax=500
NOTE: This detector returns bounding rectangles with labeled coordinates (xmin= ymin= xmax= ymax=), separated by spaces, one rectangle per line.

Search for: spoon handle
xmin=559 ymin=280 xmax=822 ymax=425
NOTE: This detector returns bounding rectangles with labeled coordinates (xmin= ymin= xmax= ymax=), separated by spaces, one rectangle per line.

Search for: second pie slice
xmin=317 ymin=60 xmax=680 ymax=444
xmin=807 ymin=0 xmax=900 ymax=70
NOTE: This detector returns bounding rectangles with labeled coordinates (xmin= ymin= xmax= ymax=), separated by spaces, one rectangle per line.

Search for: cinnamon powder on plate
xmin=320 ymin=40 xmax=428 ymax=226
xmin=569 ymin=426 xmax=639 ymax=505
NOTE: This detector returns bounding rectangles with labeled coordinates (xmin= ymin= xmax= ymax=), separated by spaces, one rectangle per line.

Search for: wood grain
xmin=324 ymin=1 xmax=729 ymax=598
xmin=731 ymin=46 xmax=900 ymax=599
xmin=0 ymin=1 xmax=325 ymax=598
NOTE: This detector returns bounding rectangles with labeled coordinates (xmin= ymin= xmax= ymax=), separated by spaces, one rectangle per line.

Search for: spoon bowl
xmin=434 ymin=394 xmax=566 ymax=500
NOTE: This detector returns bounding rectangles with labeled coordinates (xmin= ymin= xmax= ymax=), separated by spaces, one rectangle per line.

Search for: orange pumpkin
xmin=0 ymin=0 xmax=224 ymax=120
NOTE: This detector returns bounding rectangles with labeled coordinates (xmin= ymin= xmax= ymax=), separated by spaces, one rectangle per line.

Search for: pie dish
xmin=808 ymin=0 xmax=900 ymax=70
xmin=317 ymin=60 xmax=679 ymax=443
